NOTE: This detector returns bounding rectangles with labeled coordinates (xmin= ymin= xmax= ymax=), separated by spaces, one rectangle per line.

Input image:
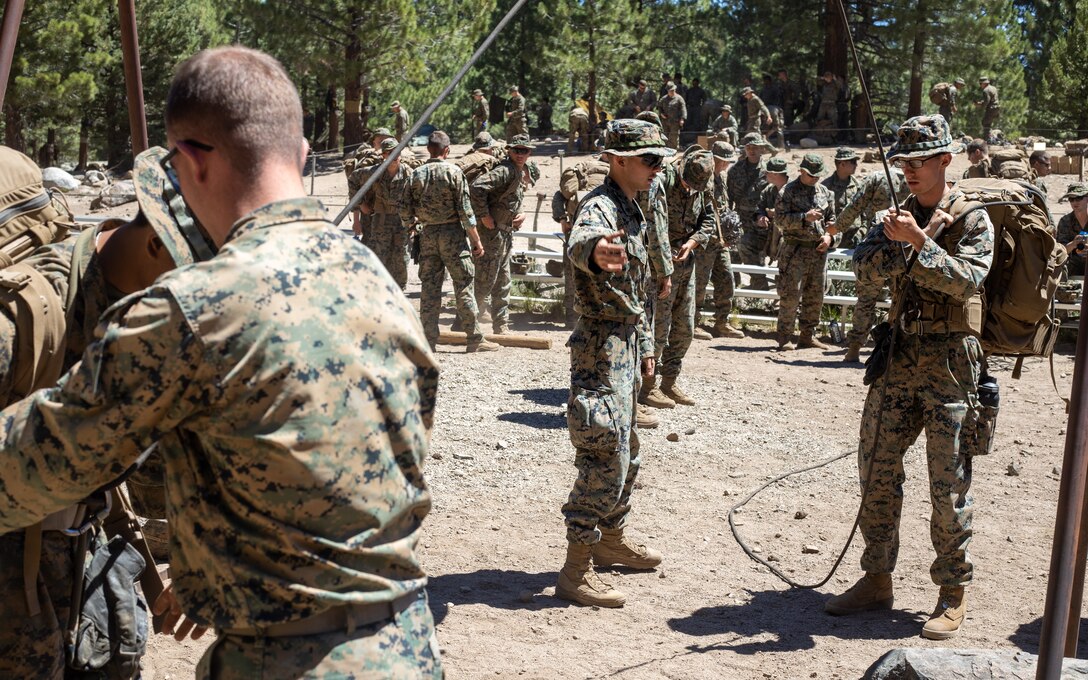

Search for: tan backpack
xmin=990 ymin=147 xmax=1032 ymax=180
xmin=928 ymin=82 xmax=952 ymax=106
xmin=947 ymin=178 xmax=1066 ymax=359
xmin=454 ymin=151 xmax=500 ymax=184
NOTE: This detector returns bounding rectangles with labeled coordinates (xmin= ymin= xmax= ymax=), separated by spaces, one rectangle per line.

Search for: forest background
xmin=4 ymin=0 xmax=1087 ymax=168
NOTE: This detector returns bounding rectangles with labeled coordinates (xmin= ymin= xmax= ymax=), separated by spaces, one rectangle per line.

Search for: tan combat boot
xmin=492 ymin=324 xmax=509 ymax=335
xmin=635 ymin=404 xmax=659 ymax=429
xmin=798 ymin=331 xmax=830 ymax=350
xmin=824 ymin=573 xmax=894 ymax=615
xmin=693 ymin=326 xmax=713 ymax=340
xmin=659 ymin=377 xmax=696 ymax=406
xmin=844 ymin=342 xmax=862 ymax=363
xmin=592 ymin=527 xmax=662 ymax=570
xmin=921 ymin=586 xmax=966 ymax=640
xmin=466 ymin=339 xmax=500 ymax=352
xmin=713 ymin=320 xmax=745 ymax=339
xmin=775 ymin=334 xmax=795 ymax=351
xmin=556 ymin=542 xmax=626 ymax=607
xmin=639 ymin=377 xmax=675 ymax=409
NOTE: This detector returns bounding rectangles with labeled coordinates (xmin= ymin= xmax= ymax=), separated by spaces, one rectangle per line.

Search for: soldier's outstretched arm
xmin=0 ymin=291 xmax=204 ymax=532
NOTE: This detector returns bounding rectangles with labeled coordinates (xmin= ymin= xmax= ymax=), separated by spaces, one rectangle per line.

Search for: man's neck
xmin=836 ymin=170 xmax=851 ymax=181
xmin=914 ymin=179 xmax=950 ymax=208
xmin=609 ymin=172 xmax=639 ymax=200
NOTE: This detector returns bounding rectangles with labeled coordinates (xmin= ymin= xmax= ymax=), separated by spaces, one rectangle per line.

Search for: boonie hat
xmin=799 ymin=153 xmax=826 ymax=176
xmin=720 ymin=104 xmax=732 ymax=112
xmin=766 ymin=157 xmax=788 ymax=174
xmin=741 ymin=132 xmax=773 ymax=151
xmin=954 ymin=78 xmax=966 ymax=87
xmin=472 ymin=131 xmax=495 ymax=149
xmin=979 ymin=76 xmax=990 ymax=83
xmin=428 ymin=130 xmax=451 ymax=148
xmin=390 ymin=100 xmax=401 ymax=108
xmin=379 ymin=138 xmax=398 ymax=153
xmin=711 ymin=141 xmax=736 ymax=161
xmin=1062 ymin=183 xmax=1088 ymax=201
xmin=471 ymin=88 xmax=483 ymax=96
xmin=681 ymin=149 xmax=715 ymax=191
xmin=885 ymin=114 xmax=963 ymax=160
xmin=740 ymin=86 xmax=754 ymax=96
xmin=508 ymin=84 xmax=519 ymax=92
xmin=372 ymin=127 xmax=393 ymax=139
xmin=601 ymin=119 xmax=675 ymax=157
xmin=666 ymin=82 xmax=677 ymax=92
xmin=635 ymin=110 xmax=663 ymax=128
xmin=509 ymin=134 xmax=535 ymax=150
xmin=134 ymin=146 xmax=215 ymax=265
xmin=638 ymin=79 xmax=647 ymax=87
xmin=833 ymin=147 xmax=859 ymax=162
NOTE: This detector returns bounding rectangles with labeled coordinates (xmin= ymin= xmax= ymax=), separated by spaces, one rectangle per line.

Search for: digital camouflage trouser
xmin=846 ymin=275 xmax=887 ymax=347
xmin=695 ymin=239 xmax=735 ymax=326
xmin=418 ymin=224 xmax=484 ymax=346
xmin=199 ymin=592 xmax=443 ymax=680
xmin=365 ymin=213 xmax=409 ymax=290
xmin=663 ymin=124 xmax=681 ymax=150
xmin=776 ymin=244 xmax=827 ymax=341
xmin=474 ymin=227 xmax=513 ymax=331
xmin=654 ymin=254 xmax=696 ymax=379
xmin=858 ymin=332 xmax=980 ymax=586
xmin=563 ymin=318 xmax=642 ymax=545
xmin=737 ymin=216 xmax=770 ymax=290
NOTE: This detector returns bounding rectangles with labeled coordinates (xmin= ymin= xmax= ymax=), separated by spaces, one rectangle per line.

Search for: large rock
xmin=82 ymin=170 xmax=108 ymax=187
xmin=42 ymin=167 xmax=80 ymax=192
xmin=799 ymin=137 xmax=819 ymax=149
xmin=864 ymin=648 xmax=1088 ymax=679
xmin=90 ymin=180 xmax=136 ymax=209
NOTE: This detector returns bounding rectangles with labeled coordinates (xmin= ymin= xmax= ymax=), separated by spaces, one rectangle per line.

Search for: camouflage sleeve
xmin=399 ymin=171 xmax=418 ymax=225
xmin=453 ymin=170 xmax=476 ymax=232
xmin=568 ymin=199 xmax=616 ymax=274
xmin=646 ymin=189 xmax=673 ymax=280
xmin=0 ymin=314 xmax=17 ymax=407
xmin=469 ymin=166 xmax=499 ymax=219
xmin=853 ymin=219 xmax=908 ymax=283
xmin=679 ymin=97 xmax=688 ymax=121
xmin=775 ymin=184 xmax=808 ymax=239
xmin=690 ymin=194 xmax=716 ymax=248
xmin=0 ymin=291 xmax=206 ymax=532
xmin=911 ymin=209 xmax=993 ymax=301
xmin=835 ymin=178 xmax=872 ymax=233
xmin=725 ymin=167 xmax=741 ymax=207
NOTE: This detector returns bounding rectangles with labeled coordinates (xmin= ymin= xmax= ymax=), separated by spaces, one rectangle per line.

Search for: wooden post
xmin=117 ymin=0 xmax=148 ymax=155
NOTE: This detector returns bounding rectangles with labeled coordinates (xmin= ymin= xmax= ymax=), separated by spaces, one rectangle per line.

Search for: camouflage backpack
xmin=928 ymin=82 xmax=952 ymax=106
xmin=947 ymin=178 xmax=1066 ymax=360
xmin=0 ymin=146 xmax=75 ymax=400
xmin=454 ymin=150 xmax=500 ymax=184
xmin=989 ymin=147 xmax=1032 ymax=180
xmin=559 ymin=159 xmax=609 ymax=220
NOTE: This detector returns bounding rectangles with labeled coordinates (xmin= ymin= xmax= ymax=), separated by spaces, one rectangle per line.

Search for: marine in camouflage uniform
xmin=558 ymin=119 xmax=674 ymax=609
xmin=775 ymin=153 xmax=837 ymax=349
xmin=627 ymin=79 xmax=657 ymax=114
xmin=741 ymin=87 xmax=770 ymax=134
xmin=354 ymin=138 xmax=411 ymax=289
xmin=827 ymin=115 xmax=992 ymax=642
xmin=709 ymin=104 xmax=739 ymax=146
xmin=694 ymin=141 xmax=744 ymax=338
xmin=471 ymin=89 xmax=489 ymax=137
xmin=657 ymin=83 xmax=687 ymax=150
xmin=727 ymin=132 xmax=772 ymax=289
xmin=505 ymin=86 xmax=528 ymax=140
xmin=756 ymin=157 xmax=788 ymax=271
xmin=816 ymin=72 xmax=843 ymax=125
xmin=975 ymin=77 xmax=1000 ymax=142
xmin=1057 ymin=183 xmax=1088 ymax=278
xmin=834 ymin=169 xmax=909 ymax=360
xmin=568 ymin=105 xmax=592 ymax=153
xmin=938 ymin=79 xmax=964 ymax=131
xmin=470 ymin=134 xmax=533 ymax=333
xmin=557 ymin=157 xmax=612 ymax=324
xmin=402 ymin=131 xmax=496 ymax=352
xmin=391 ymin=101 xmax=411 ymax=141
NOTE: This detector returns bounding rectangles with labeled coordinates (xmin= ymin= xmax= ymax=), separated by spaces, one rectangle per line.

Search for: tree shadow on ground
xmin=427 ymin=569 xmax=566 ymax=624
xmin=766 ymin=354 xmax=862 ymax=369
xmin=665 ymin=587 xmax=926 ymax=656
xmin=1009 ymin=616 xmax=1088 ymax=658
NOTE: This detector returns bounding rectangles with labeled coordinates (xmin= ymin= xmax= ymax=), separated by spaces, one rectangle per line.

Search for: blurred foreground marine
xmin=352 ymin=137 xmax=412 ymax=289
xmin=827 ymin=115 xmax=993 ymax=642
xmin=559 ymin=119 xmax=673 ymax=608
xmin=0 ymin=46 xmax=446 ymax=679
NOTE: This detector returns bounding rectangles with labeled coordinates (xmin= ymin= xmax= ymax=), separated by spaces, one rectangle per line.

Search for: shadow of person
xmin=427 ymin=569 xmax=567 ymax=625
xmin=509 ymin=387 xmax=568 ymax=408
xmin=766 ymin=355 xmax=861 ymax=369
xmin=666 ymin=587 xmax=926 ymax=656
xmin=496 ymin=411 xmax=565 ymax=429
xmin=1009 ymin=616 xmax=1088 ymax=658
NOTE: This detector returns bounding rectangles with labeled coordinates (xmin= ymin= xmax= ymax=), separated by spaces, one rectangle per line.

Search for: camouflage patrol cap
xmin=428 ymin=130 xmax=451 ymax=149
xmin=1062 ymin=183 xmax=1088 ymax=201
xmin=133 ymin=146 xmax=215 ymax=265
xmin=741 ymin=132 xmax=773 ymax=152
xmin=833 ymin=147 xmax=859 ymax=162
xmin=601 ymin=118 xmax=675 ymax=157
xmin=711 ymin=141 xmax=736 ymax=161
xmin=379 ymin=138 xmax=398 ymax=153
xmin=472 ymin=131 xmax=496 ymax=149
xmin=638 ymin=79 xmax=648 ymax=87
xmin=766 ymin=157 xmax=788 ymax=174
xmin=740 ymin=87 xmax=754 ymax=96
xmin=720 ymin=104 xmax=732 ymax=112
xmin=886 ymin=114 xmax=963 ymax=160
xmin=979 ymin=76 xmax=990 ymax=83
xmin=372 ymin=127 xmax=394 ymax=139
xmin=799 ymin=153 xmax=826 ymax=177
xmin=509 ymin=84 xmax=519 ymax=92
xmin=635 ymin=110 xmax=663 ymax=129
xmin=954 ymin=78 xmax=966 ymax=87
xmin=681 ymin=149 xmax=715 ymax=191
xmin=509 ymin=134 xmax=535 ymax=150
xmin=666 ymin=82 xmax=677 ymax=92
xmin=471 ymin=88 xmax=483 ymax=96
xmin=390 ymin=100 xmax=401 ymax=108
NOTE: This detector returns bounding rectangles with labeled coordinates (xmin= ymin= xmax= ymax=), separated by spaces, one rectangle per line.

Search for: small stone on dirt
xmin=517 ymin=590 xmax=534 ymax=603
xmin=496 ymin=440 xmax=510 ymax=450
xmin=431 ymin=452 xmax=443 ymax=460
xmin=794 ymin=509 xmax=808 ymax=520
xmin=1007 ymin=463 xmax=1021 ymax=476
xmin=685 ymin=427 xmax=696 ymax=435
xmin=802 ymin=545 xmax=820 ymax=554
xmin=666 ymin=432 xmax=680 ymax=442
xmin=453 ymin=453 xmax=474 ymax=460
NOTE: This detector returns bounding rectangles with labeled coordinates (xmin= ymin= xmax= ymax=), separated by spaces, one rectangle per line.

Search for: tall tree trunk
xmin=361 ymin=84 xmax=370 ymax=130
xmin=313 ymin=105 xmax=327 ymax=151
xmin=586 ymin=1 xmax=597 ymax=133
xmin=342 ymin=8 xmax=364 ymax=149
xmin=823 ymin=0 xmax=848 ymax=79
xmin=326 ymin=86 xmax=340 ymax=152
xmin=907 ymin=0 xmax=927 ymax=117
xmin=77 ymin=116 xmax=90 ymax=172
xmin=3 ymin=104 xmax=23 ymax=151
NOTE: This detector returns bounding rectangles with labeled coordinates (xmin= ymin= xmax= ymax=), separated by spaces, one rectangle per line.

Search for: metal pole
xmin=117 ymin=0 xmax=148 ymax=155
xmin=1038 ymin=276 xmax=1088 ymax=679
xmin=310 ymin=153 xmax=316 ymax=195
xmin=0 ymin=0 xmax=27 ymax=115
xmin=1064 ymin=459 xmax=1088 ymax=657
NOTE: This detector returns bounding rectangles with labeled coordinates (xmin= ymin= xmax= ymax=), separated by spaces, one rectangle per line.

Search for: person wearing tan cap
xmin=390 ymin=100 xmax=410 ymax=142
xmin=974 ymin=76 xmax=1000 ymax=142
xmin=657 ymin=82 xmax=687 ymax=149
xmin=694 ymin=141 xmax=745 ymax=340
xmin=709 ymin=103 xmax=738 ymax=146
xmin=504 ymin=85 xmax=527 ymax=140
xmin=470 ymin=88 xmax=489 ymax=137
xmin=1058 ymin=183 xmax=1088 ymax=277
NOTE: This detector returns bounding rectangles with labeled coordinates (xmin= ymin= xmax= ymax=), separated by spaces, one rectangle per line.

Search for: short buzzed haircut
xmin=966 ymin=138 xmax=987 ymax=156
xmin=1029 ymin=150 xmax=1050 ymax=166
xmin=165 ymin=46 xmax=303 ymax=178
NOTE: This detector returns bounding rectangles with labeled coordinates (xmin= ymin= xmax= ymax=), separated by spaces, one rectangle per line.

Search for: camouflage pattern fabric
xmin=636 ymin=177 xmax=675 ymax=283
xmin=0 ymin=197 xmax=442 ymax=675
xmin=1057 ymin=212 xmax=1086 ymax=277
xmin=978 ymin=84 xmax=1000 ymax=139
xmin=394 ymin=108 xmax=411 ymax=141
xmin=472 ymin=98 xmax=489 ymax=137
xmin=568 ymin=108 xmax=592 ymax=153
xmin=694 ymin=172 xmax=738 ymax=324
xmin=817 ymin=77 xmax=842 ymax=124
xmin=710 ymin=114 xmax=738 ymax=146
xmin=470 ymin=160 xmax=526 ymax=231
xmin=470 ymin=160 xmax=527 ymax=330
xmin=417 ymin=224 xmax=484 ymax=346
xmin=821 ymin=173 xmax=860 ymax=218
xmin=775 ymin=178 xmax=836 ymax=341
xmin=835 ymin=170 xmax=908 ymax=249
xmin=401 ymin=159 xmax=475 ymax=230
xmin=848 ymin=272 xmax=888 ymax=347
xmin=357 ymin=163 xmax=411 ymax=289
xmin=505 ymin=94 xmax=527 ymax=140
xmin=473 ymin=228 xmax=512 ymax=331
xmin=730 ymin=158 xmax=770 ymax=288
xmin=852 ymin=190 xmax=994 ymax=586
xmin=563 ymin=176 xmax=653 ymax=544
xmin=745 ymin=94 xmax=769 ymax=133
xmin=938 ymin=87 xmax=957 ymax=129
xmin=658 ymin=94 xmax=688 ymax=149
xmin=627 ymin=87 xmax=657 ymax=114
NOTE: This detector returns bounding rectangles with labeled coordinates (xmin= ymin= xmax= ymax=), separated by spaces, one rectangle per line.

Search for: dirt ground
xmin=64 ymin=139 xmax=1085 ymax=679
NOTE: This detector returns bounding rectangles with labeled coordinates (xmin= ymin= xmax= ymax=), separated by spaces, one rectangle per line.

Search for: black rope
xmin=333 ymin=0 xmax=531 ymax=226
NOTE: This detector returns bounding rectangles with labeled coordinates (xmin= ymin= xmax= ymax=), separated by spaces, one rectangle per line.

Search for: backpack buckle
xmin=0 ymin=269 xmax=31 ymax=291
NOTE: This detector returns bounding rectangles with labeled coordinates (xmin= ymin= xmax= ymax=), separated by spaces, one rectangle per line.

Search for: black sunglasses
xmin=638 ymin=154 xmax=664 ymax=170
xmin=161 ymin=139 xmax=215 ymax=194
xmin=891 ymin=154 xmax=940 ymax=170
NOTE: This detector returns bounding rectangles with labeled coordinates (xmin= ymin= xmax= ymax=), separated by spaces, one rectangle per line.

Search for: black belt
xmin=221 ymin=591 xmax=420 ymax=638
